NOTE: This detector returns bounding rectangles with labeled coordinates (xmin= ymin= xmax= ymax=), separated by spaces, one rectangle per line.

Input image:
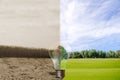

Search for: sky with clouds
xmin=61 ymin=0 xmax=120 ymax=52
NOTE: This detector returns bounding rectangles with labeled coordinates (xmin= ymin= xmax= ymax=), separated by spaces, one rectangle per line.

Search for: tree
xmin=74 ymin=52 xmax=81 ymax=58
xmin=88 ymin=49 xmax=98 ymax=58
xmin=116 ymin=50 xmax=120 ymax=58
xmin=69 ymin=49 xmax=120 ymax=58
xmin=98 ymin=50 xmax=106 ymax=58
xmin=69 ymin=52 xmax=75 ymax=58
xmin=107 ymin=50 xmax=115 ymax=58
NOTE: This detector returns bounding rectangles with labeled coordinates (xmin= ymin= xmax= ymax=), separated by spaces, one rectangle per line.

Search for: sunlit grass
xmin=61 ymin=59 xmax=120 ymax=80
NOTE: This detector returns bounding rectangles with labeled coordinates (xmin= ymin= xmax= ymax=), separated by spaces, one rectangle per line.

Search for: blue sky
xmin=60 ymin=0 xmax=120 ymax=52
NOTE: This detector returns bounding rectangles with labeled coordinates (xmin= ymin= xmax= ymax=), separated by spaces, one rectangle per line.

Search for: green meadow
xmin=61 ymin=59 xmax=120 ymax=80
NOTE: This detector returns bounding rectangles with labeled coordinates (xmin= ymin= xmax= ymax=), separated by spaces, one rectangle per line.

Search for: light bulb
xmin=49 ymin=45 xmax=68 ymax=80
xmin=49 ymin=50 xmax=61 ymax=70
xmin=49 ymin=46 xmax=68 ymax=70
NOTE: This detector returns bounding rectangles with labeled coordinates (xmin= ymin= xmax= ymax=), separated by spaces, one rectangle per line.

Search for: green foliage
xmin=116 ymin=50 xmax=120 ymax=58
xmin=59 ymin=45 xmax=68 ymax=59
xmin=69 ymin=49 xmax=120 ymax=58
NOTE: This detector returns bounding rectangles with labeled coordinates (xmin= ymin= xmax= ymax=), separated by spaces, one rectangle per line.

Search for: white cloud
xmin=61 ymin=0 xmax=120 ymax=51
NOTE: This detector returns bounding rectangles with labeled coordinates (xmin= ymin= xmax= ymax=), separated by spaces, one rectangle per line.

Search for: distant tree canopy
xmin=69 ymin=49 xmax=120 ymax=58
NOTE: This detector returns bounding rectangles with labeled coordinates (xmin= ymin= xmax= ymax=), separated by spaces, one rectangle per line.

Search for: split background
xmin=0 ymin=0 xmax=120 ymax=80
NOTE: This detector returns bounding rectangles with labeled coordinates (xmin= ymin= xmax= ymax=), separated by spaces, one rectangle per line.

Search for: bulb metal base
xmin=56 ymin=69 xmax=65 ymax=79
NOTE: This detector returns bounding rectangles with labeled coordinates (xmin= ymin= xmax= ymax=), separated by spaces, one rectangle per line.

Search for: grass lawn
xmin=61 ymin=59 xmax=120 ymax=80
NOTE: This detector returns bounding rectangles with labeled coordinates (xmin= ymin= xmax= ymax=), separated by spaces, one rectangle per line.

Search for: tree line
xmin=69 ymin=49 xmax=120 ymax=58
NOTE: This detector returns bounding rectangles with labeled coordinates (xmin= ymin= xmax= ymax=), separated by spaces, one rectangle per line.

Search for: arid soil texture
xmin=0 ymin=58 xmax=56 ymax=80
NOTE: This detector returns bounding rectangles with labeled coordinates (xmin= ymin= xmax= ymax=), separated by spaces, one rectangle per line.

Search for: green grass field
xmin=61 ymin=59 xmax=120 ymax=80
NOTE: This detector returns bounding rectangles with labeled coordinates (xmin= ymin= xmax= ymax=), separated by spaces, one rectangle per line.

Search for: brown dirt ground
xmin=0 ymin=58 xmax=56 ymax=80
